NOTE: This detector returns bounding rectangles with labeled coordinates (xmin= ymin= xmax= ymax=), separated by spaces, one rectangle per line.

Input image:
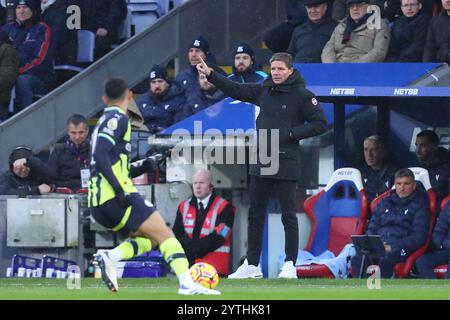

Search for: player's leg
xmin=92 ymin=194 xmax=155 ymax=292
xmin=134 ymin=212 xmax=221 ymax=295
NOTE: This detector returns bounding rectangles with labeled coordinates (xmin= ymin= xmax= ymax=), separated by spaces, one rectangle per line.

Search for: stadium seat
xmin=433 ymin=195 xmax=450 ymax=278
xmin=370 ymin=167 xmax=437 ymax=278
xmin=54 ymin=29 xmax=95 ymax=73
xmin=296 ymin=167 xmax=369 ymax=278
xmin=128 ymin=1 xmax=163 ymax=36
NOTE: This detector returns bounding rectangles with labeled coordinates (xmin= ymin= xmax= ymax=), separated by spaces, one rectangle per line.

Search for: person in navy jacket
xmin=175 ymin=36 xmax=215 ymax=99
xmin=416 ymin=200 xmax=450 ymax=278
xmin=351 ymin=168 xmax=430 ymax=278
xmin=135 ymin=65 xmax=186 ymax=133
xmin=1 ymin=0 xmax=53 ymax=110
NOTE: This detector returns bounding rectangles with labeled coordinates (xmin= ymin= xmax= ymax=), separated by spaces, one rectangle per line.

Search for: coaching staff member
xmin=197 ymin=52 xmax=327 ymax=279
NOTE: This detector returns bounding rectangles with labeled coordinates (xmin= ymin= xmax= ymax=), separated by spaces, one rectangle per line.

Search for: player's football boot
xmin=178 ymin=282 xmax=221 ymax=295
xmin=94 ymin=250 xmax=119 ymax=292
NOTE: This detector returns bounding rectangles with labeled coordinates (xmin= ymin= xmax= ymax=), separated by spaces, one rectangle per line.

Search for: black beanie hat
xmin=234 ymin=43 xmax=255 ymax=62
xmin=190 ymin=36 xmax=210 ymax=55
xmin=149 ymin=65 xmax=168 ymax=82
xmin=9 ymin=146 xmax=32 ymax=170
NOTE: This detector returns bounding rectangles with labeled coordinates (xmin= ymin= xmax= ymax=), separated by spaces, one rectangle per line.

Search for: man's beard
xmin=152 ymin=87 xmax=169 ymax=98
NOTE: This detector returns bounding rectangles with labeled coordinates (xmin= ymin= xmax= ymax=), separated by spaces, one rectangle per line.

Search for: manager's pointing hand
xmin=196 ymin=56 xmax=211 ymax=77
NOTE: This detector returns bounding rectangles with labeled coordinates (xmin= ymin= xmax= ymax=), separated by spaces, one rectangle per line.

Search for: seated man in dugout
xmin=350 ymin=168 xmax=430 ymax=278
xmin=359 ymin=135 xmax=399 ymax=207
xmin=0 ymin=145 xmax=53 ymax=196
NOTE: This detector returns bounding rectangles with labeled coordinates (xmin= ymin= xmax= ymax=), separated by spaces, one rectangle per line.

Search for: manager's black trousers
xmin=247 ymin=175 xmax=298 ymax=266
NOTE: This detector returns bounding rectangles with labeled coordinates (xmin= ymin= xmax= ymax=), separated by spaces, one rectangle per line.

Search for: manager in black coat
xmin=197 ymin=52 xmax=327 ymax=279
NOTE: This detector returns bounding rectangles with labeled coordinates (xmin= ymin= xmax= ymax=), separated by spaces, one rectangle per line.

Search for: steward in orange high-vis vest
xmin=173 ymin=193 xmax=235 ymax=276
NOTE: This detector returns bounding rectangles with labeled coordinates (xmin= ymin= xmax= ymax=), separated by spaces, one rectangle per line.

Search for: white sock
xmin=179 ymin=271 xmax=195 ymax=287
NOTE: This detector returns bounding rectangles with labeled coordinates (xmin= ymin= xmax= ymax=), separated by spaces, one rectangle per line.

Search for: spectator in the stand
xmin=415 ymin=130 xmax=450 ymax=208
xmin=1 ymin=0 xmax=53 ymax=111
xmin=0 ymin=145 xmax=53 ymax=195
xmin=351 ymin=168 xmax=430 ymax=278
xmin=40 ymin=0 xmax=77 ymax=65
xmin=263 ymin=0 xmax=308 ymax=53
xmin=72 ymin=0 xmax=127 ymax=60
xmin=384 ymin=0 xmax=437 ymax=22
xmin=416 ymin=199 xmax=450 ymax=278
xmin=385 ymin=0 xmax=431 ymax=62
xmin=287 ymin=0 xmax=337 ymax=63
xmin=176 ymin=36 xmax=214 ymax=98
xmin=12 ymin=114 xmax=90 ymax=190
xmin=183 ymin=64 xmax=227 ymax=118
xmin=135 ymin=64 xmax=186 ymax=133
xmin=227 ymin=43 xmax=267 ymax=84
xmin=423 ymin=0 xmax=450 ymax=64
xmin=322 ymin=0 xmax=390 ymax=62
xmin=0 ymin=29 xmax=19 ymax=121
xmin=359 ymin=135 xmax=398 ymax=206
xmin=173 ymin=169 xmax=235 ymax=276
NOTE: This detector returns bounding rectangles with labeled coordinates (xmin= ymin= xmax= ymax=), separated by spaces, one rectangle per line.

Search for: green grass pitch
xmin=0 ymin=277 xmax=449 ymax=300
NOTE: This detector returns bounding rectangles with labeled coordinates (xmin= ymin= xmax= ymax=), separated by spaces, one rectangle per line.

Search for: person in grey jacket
xmin=322 ymin=0 xmax=390 ymax=62
xmin=197 ymin=52 xmax=327 ymax=279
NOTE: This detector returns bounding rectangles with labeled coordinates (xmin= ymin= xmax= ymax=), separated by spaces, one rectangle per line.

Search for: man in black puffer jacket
xmin=351 ymin=168 xmax=430 ymax=278
xmin=197 ymin=52 xmax=328 ymax=279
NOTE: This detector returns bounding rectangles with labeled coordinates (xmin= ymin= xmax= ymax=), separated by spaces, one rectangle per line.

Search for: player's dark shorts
xmin=90 ymin=193 xmax=156 ymax=235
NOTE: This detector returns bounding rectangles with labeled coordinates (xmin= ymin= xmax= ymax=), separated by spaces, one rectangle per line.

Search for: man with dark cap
xmin=135 ymin=64 xmax=186 ymax=132
xmin=175 ymin=36 xmax=216 ymax=98
xmin=287 ymin=0 xmax=336 ymax=63
xmin=1 ymin=0 xmax=54 ymax=111
xmin=0 ymin=145 xmax=53 ymax=195
xmin=322 ymin=0 xmax=390 ymax=62
xmin=227 ymin=43 xmax=267 ymax=84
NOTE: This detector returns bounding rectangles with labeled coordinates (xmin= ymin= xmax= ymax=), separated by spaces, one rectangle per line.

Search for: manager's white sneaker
xmin=278 ymin=261 xmax=298 ymax=279
xmin=94 ymin=250 xmax=119 ymax=292
xmin=178 ymin=283 xmax=221 ymax=295
xmin=228 ymin=259 xmax=263 ymax=279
